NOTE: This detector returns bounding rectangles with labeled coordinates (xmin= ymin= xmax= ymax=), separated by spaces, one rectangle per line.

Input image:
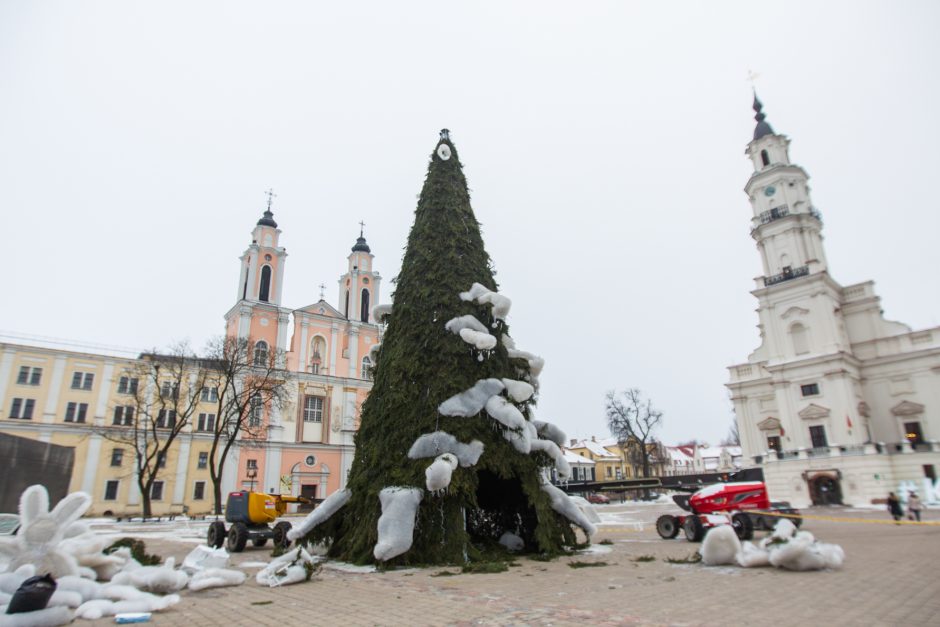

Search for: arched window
xmin=254 ymin=340 xmax=269 ymax=366
xmin=760 ymin=149 xmax=770 ymax=167
xmin=361 ymin=356 xmax=372 ymax=380
xmin=790 ymin=323 xmax=809 ymax=355
xmin=360 ymin=288 xmax=370 ymax=323
xmin=344 ymin=290 xmax=349 ymax=318
xmin=249 ymin=393 xmax=263 ymax=427
xmin=259 ymin=265 xmax=272 ymax=302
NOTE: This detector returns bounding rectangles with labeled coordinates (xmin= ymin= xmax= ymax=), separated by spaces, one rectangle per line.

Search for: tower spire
xmin=257 ymin=188 xmax=278 ymax=228
xmin=752 ymin=92 xmax=775 ymax=140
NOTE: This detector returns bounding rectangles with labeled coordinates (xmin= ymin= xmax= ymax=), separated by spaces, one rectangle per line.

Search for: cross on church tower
xmin=359 ymin=220 xmax=366 ymax=237
xmin=265 ymin=188 xmax=277 ymax=211
xmin=318 ymin=283 xmax=326 ymax=300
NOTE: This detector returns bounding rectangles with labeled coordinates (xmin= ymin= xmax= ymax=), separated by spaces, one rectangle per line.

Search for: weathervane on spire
xmin=265 ymin=188 xmax=277 ymax=211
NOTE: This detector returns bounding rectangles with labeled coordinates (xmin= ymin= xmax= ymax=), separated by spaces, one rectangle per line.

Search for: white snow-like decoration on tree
xmin=436 ymin=143 xmax=451 ymax=160
xmin=0 ymin=605 xmax=72 ymax=626
xmin=372 ymin=303 xmax=393 ymax=322
xmin=498 ymin=532 xmax=524 ymax=552
xmin=255 ymin=548 xmax=318 ymax=587
xmin=484 ymin=396 xmax=526 ymax=431
xmin=373 ymin=487 xmax=423 ymax=562
xmin=188 ymin=568 xmax=246 ymax=591
xmin=700 ymin=524 xmax=741 ymax=566
xmin=369 ymin=342 xmax=381 ymax=363
xmin=539 ymin=482 xmax=596 ymax=537
xmin=438 ymin=378 xmax=505 ymax=417
xmin=287 ymin=489 xmax=351 ymax=541
xmin=425 ymin=454 xmax=458 ymax=492
xmin=567 ymin=496 xmax=601 ymax=524
xmin=529 ymin=438 xmax=571 ymax=481
xmin=0 ymin=485 xmax=91 ymax=579
xmin=444 ymin=315 xmax=488 ymax=335
xmin=110 ymin=557 xmax=189 ymax=594
xmin=407 ymin=431 xmax=484 ymax=467
xmin=458 ymin=328 xmax=497 ymax=350
xmin=531 ymin=419 xmax=566 ymax=447
xmin=503 ymin=427 xmax=531 ymax=454
xmin=459 ymin=283 xmax=511 ymax=322
xmin=501 ymin=378 xmax=534 ymax=402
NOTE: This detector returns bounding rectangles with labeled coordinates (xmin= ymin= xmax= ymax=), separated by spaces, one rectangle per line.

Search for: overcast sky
xmin=2 ymin=1 xmax=938 ymax=446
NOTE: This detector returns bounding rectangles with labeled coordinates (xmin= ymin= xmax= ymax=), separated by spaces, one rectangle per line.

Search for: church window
xmin=760 ymin=149 xmax=770 ymax=167
xmin=361 ymin=356 xmax=373 ymax=380
xmin=809 ymin=425 xmax=828 ymax=449
xmin=790 ymin=323 xmax=809 ymax=356
xmin=800 ymin=382 xmax=819 ymax=397
xmin=360 ymin=288 xmax=370 ymax=323
xmin=253 ymin=341 xmax=269 ymax=366
xmin=303 ymin=396 xmax=323 ymax=422
xmin=344 ymin=290 xmax=350 ymax=317
xmin=249 ymin=394 xmax=263 ymax=426
xmin=259 ymin=265 xmax=272 ymax=302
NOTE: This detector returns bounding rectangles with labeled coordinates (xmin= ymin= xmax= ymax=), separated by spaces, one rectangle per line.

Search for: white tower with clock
xmin=727 ymin=95 xmax=940 ymax=508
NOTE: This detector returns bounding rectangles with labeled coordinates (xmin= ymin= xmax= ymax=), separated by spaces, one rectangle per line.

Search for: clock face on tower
xmin=764 ymin=186 xmax=776 ymax=197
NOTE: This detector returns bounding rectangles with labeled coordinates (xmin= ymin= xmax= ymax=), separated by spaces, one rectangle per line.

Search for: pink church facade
xmin=222 ymin=206 xmax=383 ymax=506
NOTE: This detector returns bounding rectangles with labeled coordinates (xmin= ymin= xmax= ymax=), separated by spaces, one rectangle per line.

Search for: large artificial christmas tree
xmin=290 ymin=130 xmax=595 ymax=565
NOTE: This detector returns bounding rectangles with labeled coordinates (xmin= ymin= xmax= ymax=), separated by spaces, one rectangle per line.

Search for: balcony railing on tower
xmin=763 ymin=265 xmax=809 ymax=286
xmin=757 ymin=206 xmax=789 ymax=224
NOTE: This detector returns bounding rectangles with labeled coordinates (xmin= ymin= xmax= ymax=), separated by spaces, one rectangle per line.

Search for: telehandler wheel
xmin=207 ymin=521 xmax=226 ymax=549
xmin=655 ymin=514 xmax=680 ymax=539
xmin=227 ymin=522 xmax=249 ymax=552
xmin=251 ymin=537 xmax=268 ymax=548
xmin=683 ymin=515 xmax=705 ymax=542
xmin=732 ymin=513 xmax=754 ymax=540
xmin=273 ymin=521 xmax=292 ymax=548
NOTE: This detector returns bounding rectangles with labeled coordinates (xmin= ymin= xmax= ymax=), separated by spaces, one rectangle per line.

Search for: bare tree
xmin=204 ymin=336 xmax=291 ymax=514
xmin=606 ymin=389 xmax=663 ymax=491
xmin=720 ymin=419 xmax=741 ymax=446
xmin=103 ymin=342 xmax=209 ymax=517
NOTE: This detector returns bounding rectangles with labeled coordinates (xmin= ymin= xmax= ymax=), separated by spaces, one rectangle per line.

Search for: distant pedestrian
xmin=887 ymin=492 xmax=904 ymax=523
xmin=907 ymin=492 xmax=923 ymax=522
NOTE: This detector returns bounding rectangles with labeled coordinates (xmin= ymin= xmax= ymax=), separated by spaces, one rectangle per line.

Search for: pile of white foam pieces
xmin=699 ymin=518 xmax=844 ymax=571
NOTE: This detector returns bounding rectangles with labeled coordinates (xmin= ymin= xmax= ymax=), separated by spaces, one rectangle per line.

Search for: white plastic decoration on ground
xmin=484 ymin=396 xmax=526 ymax=431
xmin=734 ymin=519 xmax=844 ymax=571
xmin=74 ymin=593 xmax=181 ymax=620
xmin=181 ymin=545 xmax=230 ymax=574
xmin=498 ymin=532 xmax=524 ymax=552
xmin=539 ymin=482 xmax=597 ymax=537
xmin=407 ymin=431 xmax=484 ymax=467
xmin=373 ymin=487 xmax=423 ymax=562
xmin=110 ymin=557 xmax=189 ymax=594
xmin=0 ymin=605 xmax=73 ymax=626
xmin=286 ymin=489 xmax=352 ymax=541
xmin=188 ymin=568 xmax=247 ymax=591
xmin=501 ymin=379 xmax=534 ymax=403
xmin=425 ymin=454 xmax=458 ymax=492
xmin=0 ymin=485 xmax=91 ymax=579
xmin=256 ymin=548 xmax=319 ymax=588
xmin=437 ymin=378 xmax=505 ymax=417
xmin=700 ymin=524 xmax=741 ymax=566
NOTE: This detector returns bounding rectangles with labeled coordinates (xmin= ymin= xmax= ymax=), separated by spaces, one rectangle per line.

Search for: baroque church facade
xmin=727 ymin=98 xmax=940 ymax=508
xmin=0 ymin=205 xmax=383 ymax=515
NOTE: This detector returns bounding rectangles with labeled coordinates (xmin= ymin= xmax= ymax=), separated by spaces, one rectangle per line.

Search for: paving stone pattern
xmin=86 ymin=504 xmax=940 ymax=626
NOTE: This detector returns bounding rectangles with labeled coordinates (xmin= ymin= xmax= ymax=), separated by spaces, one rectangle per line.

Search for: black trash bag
xmin=6 ymin=574 xmax=57 ymax=614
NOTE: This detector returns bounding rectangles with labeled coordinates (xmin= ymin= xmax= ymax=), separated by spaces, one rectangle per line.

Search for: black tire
xmin=251 ymin=536 xmax=268 ymax=548
xmin=683 ymin=515 xmax=705 ymax=542
xmin=273 ymin=521 xmax=292 ymax=548
xmin=226 ymin=522 xmax=249 ymax=552
xmin=207 ymin=521 xmax=226 ymax=549
xmin=656 ymin=514 xmax=680 ymax=539
xmin=732 ymin=513 xmax=754 ymax=540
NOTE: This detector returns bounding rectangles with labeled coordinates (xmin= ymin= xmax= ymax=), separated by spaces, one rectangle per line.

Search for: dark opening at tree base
xmin=467 ymin=470 xmax=539 ymax=551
